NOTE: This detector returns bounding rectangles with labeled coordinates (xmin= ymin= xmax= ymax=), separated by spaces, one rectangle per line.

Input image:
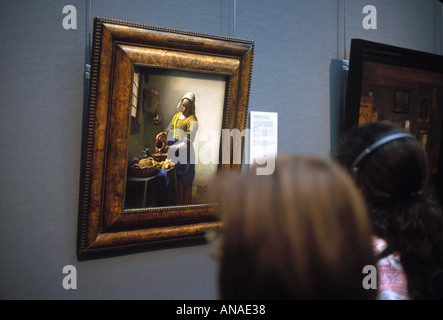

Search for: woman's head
xmin=334 ymin=122 xmax=429 ymax=236
xmin=334 ymin=123 xmax=443 ymax=300
xmin=178 ymin=91 xmax=195 ymax=116
xmin=209 ymin=154 xmax=375 ymax=299
xmin=335 ymin=122 xmax=427 ymax=200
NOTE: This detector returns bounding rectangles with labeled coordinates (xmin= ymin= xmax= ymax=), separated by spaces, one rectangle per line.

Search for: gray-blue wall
xmin=1 ymin=0 xmax=442 ymax=299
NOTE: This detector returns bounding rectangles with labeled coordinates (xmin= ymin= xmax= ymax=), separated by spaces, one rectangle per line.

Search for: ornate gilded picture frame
xmin=77 ymin=18 xmax=254 ymax=257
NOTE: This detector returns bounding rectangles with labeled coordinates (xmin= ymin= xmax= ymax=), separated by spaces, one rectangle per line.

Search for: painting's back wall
xmin=0 ymin=0 xmax=441 ymax=299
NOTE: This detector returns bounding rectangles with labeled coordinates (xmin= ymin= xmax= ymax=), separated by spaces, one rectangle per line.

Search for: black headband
xmin=351 ymin=132 xmax=415 ymax=172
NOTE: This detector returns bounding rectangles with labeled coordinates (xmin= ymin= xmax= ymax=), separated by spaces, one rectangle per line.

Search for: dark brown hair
xmin=334 ymin=122 xmax=443 ymax=299
xmin=209 ymin=154 xmax=376 ymax=299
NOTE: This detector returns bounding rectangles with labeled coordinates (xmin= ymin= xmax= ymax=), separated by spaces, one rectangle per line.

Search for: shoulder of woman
xmin=187 ymin=114 xmax=197 ymax=121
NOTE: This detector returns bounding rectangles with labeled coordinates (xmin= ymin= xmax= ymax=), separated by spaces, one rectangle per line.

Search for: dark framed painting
xmin=344 ymin=39 xmax=443 ymax=207
xmin=394 ymin=89 xmax=410 ymax=113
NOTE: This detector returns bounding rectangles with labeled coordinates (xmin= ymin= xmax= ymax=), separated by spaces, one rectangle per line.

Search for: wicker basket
xmin=128 ymin=164 xmax=158 ymax=178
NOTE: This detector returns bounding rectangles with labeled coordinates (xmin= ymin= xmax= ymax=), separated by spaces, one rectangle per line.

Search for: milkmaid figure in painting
xmin=156 ymin=92 xmax=198 ymax=205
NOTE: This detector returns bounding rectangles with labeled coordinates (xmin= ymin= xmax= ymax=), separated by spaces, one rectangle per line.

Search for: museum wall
xmin=0 ymin=0 xmax=442 ymax=299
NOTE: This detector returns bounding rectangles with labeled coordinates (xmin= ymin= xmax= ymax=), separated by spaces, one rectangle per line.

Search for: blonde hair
xmin=209 ymin=154 xmax=376 ymax=299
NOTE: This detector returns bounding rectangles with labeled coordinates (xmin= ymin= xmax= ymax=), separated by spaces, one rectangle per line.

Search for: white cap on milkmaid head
xmin=182 ymin=91 xmax=195 ymax=104
xmin=176 ymin=91 xmax=196 ymax=112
